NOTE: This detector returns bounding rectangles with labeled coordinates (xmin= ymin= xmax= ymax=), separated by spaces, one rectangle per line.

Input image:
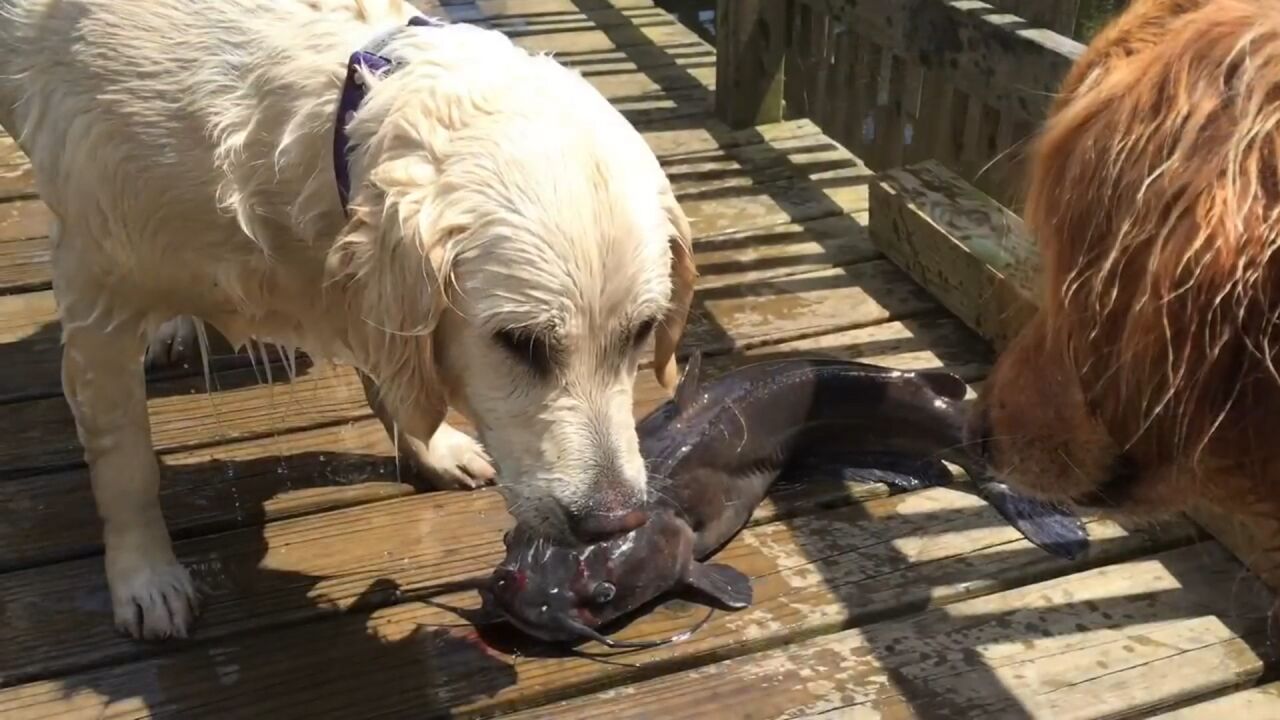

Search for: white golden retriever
xmin=0 ymin=0 xmax=696 ymax=640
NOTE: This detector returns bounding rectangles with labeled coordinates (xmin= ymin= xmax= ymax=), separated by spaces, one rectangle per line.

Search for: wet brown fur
xmin=978 ymin=0 xmax=1280 ymax=524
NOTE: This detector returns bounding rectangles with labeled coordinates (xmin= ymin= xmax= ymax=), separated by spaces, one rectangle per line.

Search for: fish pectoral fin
xmin=684 ymin=562 xmax=753 ymax=609
xmin=977 ymin=480 xmax=1090 ymax=561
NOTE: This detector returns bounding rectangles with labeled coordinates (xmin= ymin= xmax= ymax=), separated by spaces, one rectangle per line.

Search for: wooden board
xmin=867 ymin=160 xmax=1280 ymax=594
xmin=0 ymin=162 xmax=35 ymax=202
xmin=0 ymin=312 xmax=991 ymax=572
xmin=0 ymin=419 xmax=414 ymax=572
xmin=870 ymin=159 xmax=1039 ymax=351
xmin=0 ymin=199 xmax=50 ymax=246
xmin=0 ymin=483 xmax=1195 ymax=708
xmin=0 ymin=361 xmax=376 ymax=476
xmin=1153 ymin=681 xmax=1280 ymax=718
xmin=504 ymin=542 xmax=1274 ymax=720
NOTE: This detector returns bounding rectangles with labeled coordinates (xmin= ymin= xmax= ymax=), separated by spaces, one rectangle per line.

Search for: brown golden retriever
xmin=972 ymin=0 xmax=1280 ymax=528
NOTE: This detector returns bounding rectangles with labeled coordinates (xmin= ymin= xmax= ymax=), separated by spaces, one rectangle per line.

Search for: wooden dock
xmin=0 ymin=1 xmax=1276 ymax=717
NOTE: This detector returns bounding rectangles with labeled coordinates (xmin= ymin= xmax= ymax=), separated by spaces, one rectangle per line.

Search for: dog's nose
xmin=566 ymin=507 xmax=649 ymax=543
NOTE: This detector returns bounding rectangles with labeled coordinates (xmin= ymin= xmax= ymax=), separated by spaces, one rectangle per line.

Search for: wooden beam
xmin=869 ymin=160 xmax=1280 ymax=593
xmin=868 ymin=159 xmax=1038 ymax=351
xmin=714 ymin=0 xmax=789 ymax=128
xmin=1153 ymin=681 xmax=1280 ymax=719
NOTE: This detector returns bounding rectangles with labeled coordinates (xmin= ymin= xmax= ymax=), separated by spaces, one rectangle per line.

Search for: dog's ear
xmin=653 ymin=190 xmax=697 ymax=392
xmin=325 ymin=191 xmax=451 ymax=443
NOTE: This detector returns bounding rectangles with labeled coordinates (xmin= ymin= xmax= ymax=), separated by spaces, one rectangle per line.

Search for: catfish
xmin=484 ymin=352 xmax=1087 ymax=647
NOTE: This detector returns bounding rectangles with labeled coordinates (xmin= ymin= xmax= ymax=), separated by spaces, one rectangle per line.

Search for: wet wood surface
xmin=0 ymin=1 xmax=1274 ymax=717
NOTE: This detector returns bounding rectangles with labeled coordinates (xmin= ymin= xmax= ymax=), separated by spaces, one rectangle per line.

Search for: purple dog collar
xmin=333 ymin=15 xmax=438 ymax=213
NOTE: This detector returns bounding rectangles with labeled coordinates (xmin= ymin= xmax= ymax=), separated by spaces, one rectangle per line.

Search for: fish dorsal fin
xmin=917 ymin=370 xmax=968 ymax=401
xmin=684 ymin=561 xmax=753 ymax=609
xmin=674 ymin=350 xmax=703 ymax=412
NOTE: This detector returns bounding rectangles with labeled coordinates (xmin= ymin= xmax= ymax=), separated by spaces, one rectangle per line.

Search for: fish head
xmin=485 ymin=513 xmax=693 ymax=643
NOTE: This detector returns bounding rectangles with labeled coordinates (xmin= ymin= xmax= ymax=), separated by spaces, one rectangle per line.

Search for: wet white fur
xmin=0 ymin=0 xmax=693 ymax=640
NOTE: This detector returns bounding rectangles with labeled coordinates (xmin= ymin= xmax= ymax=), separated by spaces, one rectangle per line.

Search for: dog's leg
xmin=61 ymin=305 xmax=199 ymax=640
xmin=358 ymin=371 xmax=496 ymax=489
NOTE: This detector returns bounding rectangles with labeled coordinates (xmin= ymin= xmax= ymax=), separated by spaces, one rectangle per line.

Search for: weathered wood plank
xmin=505 ymin=542 xmax=1272 ymax=720
xmin=664 ymin=133 xmax=863 ymax=197
xmin=1154 ymin=681 xmax=1280 ymax=719
xmin=643 ymin=118 xmax=823 ymax=159
xmin=0 ymin=362 xmax=377 ymax=476
xmin=0 ymin=481 xmax=1195 ymax=706
xmin=0 ymin=313 xmax=991 ymax=572
xmin=867 ymin=160 xmax=1280 ymax=594
xmin=0 ymin=134 xmax=21 ymax=166
xmin=508 ymin=11 xmax=702 ymax=56
xmin=0 ymin=290 xmax=318 ymax=404
xmin=870 ymin=160 xmax=1038 ymax=351
xmin=0 ymin=162 xmax=36 ymax=202
xmin=0 ymin=199 xmax=50 ymax=245
xmin=688 ymin=214 xmax=880 ymax=290
xmin=0 ymin=235 xmax=49 ymax=295
xmin=0 ymin=420 xmax=418 ymax=572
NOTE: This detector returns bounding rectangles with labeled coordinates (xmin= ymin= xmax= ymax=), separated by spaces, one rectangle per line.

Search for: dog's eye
xmin=495 ymin=328 xmax=555 ymax=376
xmin=632 ymin=318 xmax=657 ymax=349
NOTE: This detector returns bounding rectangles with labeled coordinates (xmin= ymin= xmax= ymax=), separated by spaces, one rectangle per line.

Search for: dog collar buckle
xmin=333 ymin=15 xmax=439 ymax=214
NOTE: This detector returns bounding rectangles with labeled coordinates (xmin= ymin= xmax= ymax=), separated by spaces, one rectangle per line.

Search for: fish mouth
xmin=483 ymin=589 xmax=706 ymax=650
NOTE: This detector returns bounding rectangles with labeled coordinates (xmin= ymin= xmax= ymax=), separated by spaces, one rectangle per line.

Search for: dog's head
xmin=970 ymin=0 xmax=1280 ymax=520
xmin=326 ymin=27 xmax=695 ymax=541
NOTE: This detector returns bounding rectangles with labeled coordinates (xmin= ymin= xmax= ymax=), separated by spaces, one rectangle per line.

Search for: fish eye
xmin=590 ymin=582 xmax=616 ymax=604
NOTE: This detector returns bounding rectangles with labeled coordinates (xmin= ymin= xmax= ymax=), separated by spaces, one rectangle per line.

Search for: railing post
xmin=714 ymin=0 xmax=789 ymax=129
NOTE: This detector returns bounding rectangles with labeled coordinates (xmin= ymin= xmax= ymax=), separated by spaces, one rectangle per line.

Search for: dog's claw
xmin=108 ymin=548 xmax=201 ymax=641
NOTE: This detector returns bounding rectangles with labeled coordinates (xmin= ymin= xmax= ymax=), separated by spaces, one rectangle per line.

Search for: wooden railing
xmin=714 ymin=0 xmax=1087 ymax=211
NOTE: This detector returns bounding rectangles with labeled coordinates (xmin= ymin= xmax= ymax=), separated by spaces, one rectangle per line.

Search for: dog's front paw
xmin=404 ymin=423 xmax=497 ymax=490
xmin=106 ymin=542 xmax=201 ymax=641
xmin=145 ymin=316 xmax=202 ymax=370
